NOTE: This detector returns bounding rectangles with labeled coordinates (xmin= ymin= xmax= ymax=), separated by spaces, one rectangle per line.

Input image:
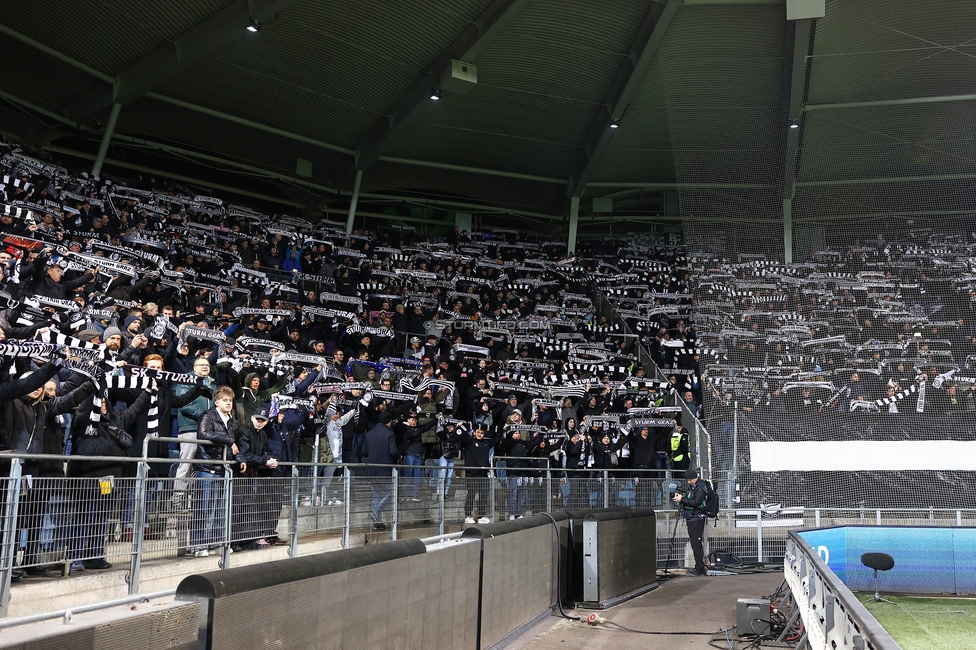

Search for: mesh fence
xmin=681 ymin=208 xmax=976 ymax=512
xmin=626 ymin=0 xmax=976 ymax=513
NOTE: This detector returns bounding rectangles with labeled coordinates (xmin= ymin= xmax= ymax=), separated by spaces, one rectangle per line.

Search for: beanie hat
xmin=684 ymin=468 xmax=699 ymax=481
xmin=123 ymin=315 xmax=141 ymax=329
xmin=103 ymin=326 xmax=123 ymax=340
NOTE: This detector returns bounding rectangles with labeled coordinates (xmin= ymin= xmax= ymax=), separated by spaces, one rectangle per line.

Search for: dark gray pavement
xmin=509 ymin=570 xmax=785 ymax=650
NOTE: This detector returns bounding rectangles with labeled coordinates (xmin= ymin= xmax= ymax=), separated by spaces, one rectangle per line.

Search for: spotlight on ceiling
xmin=430 ymin=92 xmax=440 ymax=100
xmin=790 ymin=121 xmax=799 ymax=129
xmin=246 ymin=21 xmax=260 ymax=32
xmin=609 ymin=120 xmax=619 ymax=129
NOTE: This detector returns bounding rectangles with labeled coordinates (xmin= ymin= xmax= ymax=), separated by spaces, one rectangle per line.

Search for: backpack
xmin=703 ymin=479 xmax=720 ymax=522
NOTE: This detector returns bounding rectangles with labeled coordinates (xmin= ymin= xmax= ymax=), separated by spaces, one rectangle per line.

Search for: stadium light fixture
xmin=430 ymin=92 xmax=440 ymax=100
xmin=790 ymin=121 xmax=799 ymax=129
xmin=246 ymin=21 xmax=260 ymax=32
xmin=609 ymin=120 xmax=619 ymax=129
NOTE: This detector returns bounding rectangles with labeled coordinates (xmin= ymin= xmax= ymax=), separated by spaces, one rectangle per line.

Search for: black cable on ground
xmin=539 ymin=512 xmax=582 ymax=621
xmin=604 ymin=620 xmax=728 ymax=636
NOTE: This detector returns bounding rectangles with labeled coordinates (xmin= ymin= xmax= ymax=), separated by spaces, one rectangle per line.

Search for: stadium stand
xmin=0 ymin=137 xmax=696 ymax=582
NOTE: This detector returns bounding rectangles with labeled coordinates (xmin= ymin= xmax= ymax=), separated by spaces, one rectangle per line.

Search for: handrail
xmin=787 ymin=531 xmax=901 ymax=650
xmin=0 ymin=589 xmax=176 ymax=630
xmin=590 ymin=286 xmax=714 ymax=483
xmin=489 ymin=456 xmax=678 ymax=476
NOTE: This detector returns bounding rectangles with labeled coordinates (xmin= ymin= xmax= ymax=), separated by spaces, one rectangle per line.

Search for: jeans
xmin=403 ymin=455 xmax=422 ymax=498
xmin=437 ymin=457 xmax=455 ymax=493
xmin=370 ymin=477 xmax=392 ymax=523
xmin=190 ymin=471 xmax=224 ymax=550
xmin=174 ymin=431 xmax=198 ymax=496
xmin=506 ymin=476 xmax=526 ymax=517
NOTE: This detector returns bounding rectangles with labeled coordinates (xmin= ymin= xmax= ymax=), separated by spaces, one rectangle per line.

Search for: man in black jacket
xmin=31 ymin=253 xmax=97 ymax=301
xmin=361 ymin=412 xmax=398 ymax=530
xmin=1 ymin=363 xmax=95 ymax=576
xmin=394 ymin=411 xmax=436 ymax=499
xmin=460 ymin=426 xmax=498 ymax=524
xmin=672 ymin=468 xmax=708 ymax=576
xmin=0 ymin=354 xmax=76 ymax=580
xmin=189 ymin=385 xmax=238 ymax=557
xmin=628 ymin=426 xmax=659 ymax=507
xmin=234 ymin=407 xmax=277 ymax=548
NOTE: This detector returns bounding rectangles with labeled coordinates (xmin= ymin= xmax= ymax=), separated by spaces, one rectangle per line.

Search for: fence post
xmin=756 ymin=509 xmax=763 ymax=564
xmin=603 ymin=470 xmax=610 ymax=509
xmin=0 ymin=459 xmax=23 ymax=618
xmin=289 ymin=465 xmax=300 ymax=557
xmin=732 ymin=401 xmax=739 ymax=509
xmin=438 ymin=470 xmax=445 ymax=536
xmin=489 ymin=468 xmax=496 ymax=523
xmin=391 ymin=468 xmax=399 ymax=540
xmin=128 ymin=460 xmax=150 ymax=594
xmin=342 ymin=466 xmax=350 ymax=549
xmin=545 ymin=469 xmax=552 ymax=514
xmin=815 ymin=509 xmax=820 ymax=528
xmin=958 ymin=510 xmax=963 ymax=527
xmin=311 ymin=435 xmax=320 ymax=504
xmin=221 ymin=462 xmax=233 ymax=569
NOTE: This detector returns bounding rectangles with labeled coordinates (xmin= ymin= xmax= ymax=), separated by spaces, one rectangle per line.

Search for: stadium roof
xmin=2 ymin=0 xmax=974 ymax=235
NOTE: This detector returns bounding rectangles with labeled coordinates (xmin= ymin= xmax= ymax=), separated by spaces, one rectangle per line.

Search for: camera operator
xmin=671 ymin=468 xmax=708 ymax=576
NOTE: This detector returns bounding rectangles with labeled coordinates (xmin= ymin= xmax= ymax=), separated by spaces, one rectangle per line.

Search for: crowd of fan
xmin=678 ymin=242 xmax=976 ymax=419
xmin=0 ymin=141 xmax=698 ymax=581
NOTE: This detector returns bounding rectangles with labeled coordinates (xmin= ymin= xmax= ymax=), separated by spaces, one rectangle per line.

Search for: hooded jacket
xmin=1 ymin=373 xmax=96 ymax=476
xmin=232 ymin=370 xmax=289 ymax=424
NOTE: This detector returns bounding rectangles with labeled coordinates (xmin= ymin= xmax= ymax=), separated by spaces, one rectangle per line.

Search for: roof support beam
xmin=145 ymin=93 xmax=354 ymax=156
xmin=145 ymin=94 xmax=570 ymax=184
xmin=586 ymin=182 xmax=775 ymax=190
xmin=567 ymin=196 xmax=580 ymax=254
xmin=0 ymin=23 xmax=116 ymax=85
xmin=345 ymin=170 xmax=363 ymax=234
xmin=91 ymin=103 xmax=121 ymax=177
xmin=797 ymin=172 xmax=976 ymax=187
xmin=806 ymin=94 xmax=976 ymax=111
xmin=683 ymin=0 xmax=783 ymax=4
xmin=331 ymin=0 xmax=529 ymax=188
xmin=782 ymin=18 xmax=815 ymax=263
xmin=63 ymin=0 xmax=302 ymax=121
xmin=46 ymin=146 xmax=306 ymax=208
xmin=566 ymin=0 xmax=681 ymax=198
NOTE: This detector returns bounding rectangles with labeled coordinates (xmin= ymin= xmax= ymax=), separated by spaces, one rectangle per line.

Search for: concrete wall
xmin=470 ymin=520 xmax=559 ymax=649
xmin=9 ymin=510 xmax=655 ymax=649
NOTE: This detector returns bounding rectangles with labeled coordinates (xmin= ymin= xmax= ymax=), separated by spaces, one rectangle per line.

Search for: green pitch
xmin=862 ymin=595 xmax=976 ymax=650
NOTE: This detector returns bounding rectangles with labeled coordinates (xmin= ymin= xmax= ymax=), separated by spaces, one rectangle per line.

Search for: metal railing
xmin=590 ymin=287 xmax=714 ymax=485
xmin=785 ymin=531 xmax=901 ymax=650
xmin=3 ymin=449 xmax=975 ymax=618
